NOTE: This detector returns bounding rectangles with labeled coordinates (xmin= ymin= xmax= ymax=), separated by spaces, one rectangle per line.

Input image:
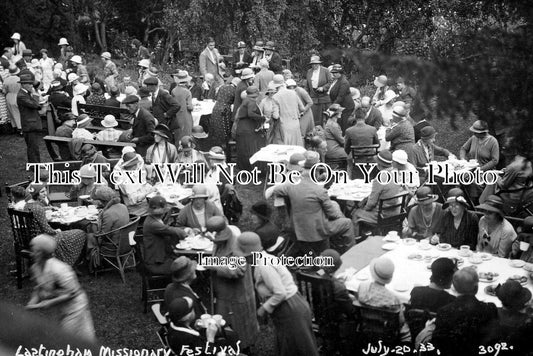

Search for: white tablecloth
xmin=344 ymin=239 xmax=533 ymax=308
xmin=429 ymin=159 xmax=479 ymax=179
xmin=249 ymin=144 xmax=307 ymax=164
xmin=192 ymin=100 xmax=216 ymax=126
xmin=147 ymin=184 xmax=192 ymax=208
xmin=328 ymin=179 xmax=372 ymax=202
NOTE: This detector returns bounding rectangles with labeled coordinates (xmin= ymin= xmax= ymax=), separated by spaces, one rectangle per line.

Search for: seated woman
xmin=164 ymin=256 xmax=207 ymax=317
xmin=13 ymin=185 xmax=86 ymax=267
xmin=408 ymin=126 xmax=453 ymax=184
xmin=71 ymin=114 xmax=94 ymax=140
xmin=476 ymin=195 xmax=517 ymax=257
xmin=480 ymin=155 xmax=533 ymax=217
xmin=434 ymin=188 xmax=478 ymax=249
xmin=403 ymin=187 xmax=444 ymax=241
xmin=143 ymin=196 xmax=186 ymax=275
xmin=175 ymin=185 xmax=222 ymax=231
xmin=145 ymin=124 xmax=178 ymax=183
xmin=193 ymin=160 xmax=223 ymax=213
xmin=95 ymin=115 xmax=122 ymax=142
xmin=25 ymin=183 xmax=51 ymax=208
xmin=176 ymin=136 xmax=206 ymax=164
xmin=68 ymin=165 xmax=106 ymax=201
xmin=86 ymin=186 xmax=129 ymax=270
xmin=324 ymin=104 xmax=348 ymax=169
xmin=113 ymin=151 xmax=156 ymax=216
xmin=410 ymin=257 xmax=457 ymax=313
xmin=250 ymin=201 xmax=280 ymax=251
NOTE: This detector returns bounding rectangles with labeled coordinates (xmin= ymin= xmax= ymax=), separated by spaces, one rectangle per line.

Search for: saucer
xmin=458 ymin=250 xmax=473 ymax=257
xmin=509 ymin=260 xmax=526 ymax=268
xmin=382 ymin=243 xmax=398 ymax=251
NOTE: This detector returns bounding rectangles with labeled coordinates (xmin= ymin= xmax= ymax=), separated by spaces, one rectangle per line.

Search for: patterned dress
xmin=25 ymin=202 xmax=86 ymax=266
xmin=211 ymin=83 xmax=235 ymax=147
xmin=0 ymin=71 xmax=8 ymax=124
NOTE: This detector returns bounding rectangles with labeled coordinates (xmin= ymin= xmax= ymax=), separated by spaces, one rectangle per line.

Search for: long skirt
xmin=0 ymin=92 xmax=8 ymax=124
xmin=54 ymin=229 xmax=87 ymax=266
xmin=299 ymin=110 xmax=314 ymax=138
xmin=280 ymin=118 xmax=303 ymax=146
xmin=216 ymin=298 xmax=259 ymax=349
xmin=311 ymin=102 xmax=330 ymax=126
xmin=267 ymin=118 xmax=284 ymax=144
xmin=271 ymin=293 xmax=319 ymax=356
xmin=60 ymin=292 xmax=96 ymax=341
xmin=211 ymin=103 xmax=232 ymax=148
xmin=6 ymin=92 xmax=20 ymax=129
xmin=236 ymin=118 xmax=266 ymax=171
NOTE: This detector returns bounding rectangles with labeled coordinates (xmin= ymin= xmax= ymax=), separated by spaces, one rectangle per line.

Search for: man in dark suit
xmin=144 ymin=77 xmax=181 ymax=144
xmin=232 ymin=41 xmax=252 ymax=76
xmin=432 ymin=267 xmax=498 ymax=356
xmin=17 ymin=73 xmax=43 ymax=163
xmin=306 ymin=55 xmax=333 ymax=126
xmin=123 ymin=94 xmax=156 ymax=157
xmin=329 ymin=64 xmax=354 ymax=134
xmin=344 ymin=108 xmax=379 ymax=179
xmin=263 ymin=41 xmax=283 ymax=74
xmin=143 ymin=196 xmax=186 ymax=275
xmin=361 ymin=96 xmax=384 ymax=129
xmin=1 ymin=47 xmax=12 ymax=69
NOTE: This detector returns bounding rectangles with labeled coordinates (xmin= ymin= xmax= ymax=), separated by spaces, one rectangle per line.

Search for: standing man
xmin=306 ymin=55 xmax=332 ymax=126
xmin=1 ymin=48 xmax=12 ymax=69
xmin=328 ymin=64 xmax=354 ymax=135
xmin=144 ymin=77 xmax=181 ymax=144
xmin=232 ymin=41 xmax=252 ymax=76
xmin=396 ymin=77 xmax=417 ymax=107
xmin=171 ymin=71 xmax=194 ymax=142
xmin=123 ymin=95 xmax=156 ymax=157
xmin=199 ymin=37 xmax=223 ymax=88
xmin=262 ymin=41 xmax=283 ymax=74
xmin=17 ymin=73 xmax=43 ymax=163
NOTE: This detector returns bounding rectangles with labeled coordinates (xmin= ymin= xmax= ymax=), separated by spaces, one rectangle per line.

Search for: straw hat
xmin=266 ymin=81 xmax=278 ymax=94
xmin=73 ymin=83 xmax=88 ymax=96
xmin=392 ymin=150 xmax=408 ymax=165
xmin=330 ymin=64 xmax=343 ymax=74
xmin=79 ymin=164 xmax=96 ymax=179
xmin=309 ymin=55 xmax=322 ymax=65
xmin=100 ymin=52 xmax=111 ymax=60
xmin=237 ymin=41 xmax=246 ymax=49
xmin=370 ymin=257 xmax=395 ymax=284
xmin=70 ymin=55 xmax=82 ymax=64
xmin=11 ymin=33 xmax=21 ymax=41
xmin=138 ymin=59 xmax=150 ymax=68
xmin=383 ymin=89 xmax=398 ymax=104
xmin=374 ymin=75 xmax=388 ymax=88
xmin=207 ymin=146 xmax=226 ymax=160
xmin=252 ymin=41 xmax=264 ymax=51
xmin=376 ymin=150 xmax=393 ymax=166
xmin=76 ymin=114 xmax=92 ymax=127
xmin=285 ymin=79 xmax=297 ymax=88
xmin=240 ymin=68 xmax=254 ymax=80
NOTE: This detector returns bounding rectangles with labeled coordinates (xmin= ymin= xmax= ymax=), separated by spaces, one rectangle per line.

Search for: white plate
xmin=383 ymin=235 xmax=400 ymax=242
xmin=437 ymin=243 xmax=451 ymax=251
xmin=468 ymin=256 xmax=483 ymax=264
xmin=509 ymin=260 xmax=526 ymax=268
xmin=403 ymin=238 xmax=416 ymax=245
xmin=480 ymin=253 xmax=493 ymax=261
xmin=356 ymin=273 xmax=369 ymax=281
xmin=394 ymin=284 xmax=410 ymax=292
xmin=382 ymin=243 xmax=398 ymax=251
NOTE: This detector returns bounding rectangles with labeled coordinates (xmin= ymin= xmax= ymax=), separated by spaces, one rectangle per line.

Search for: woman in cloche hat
xmin=145 ymin=123 xmax=178 ymax=180
xmin=404 ymin=186 xmax=444 ymax=241
xmin=476 ymin=195 xmax=517 ymax=257
xmin=235 ymin=232 xmax=319 ymax=356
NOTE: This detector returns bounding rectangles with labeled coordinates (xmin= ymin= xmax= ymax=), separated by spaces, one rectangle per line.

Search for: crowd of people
xmin=2 ymin=32 xmax=533 ymax=356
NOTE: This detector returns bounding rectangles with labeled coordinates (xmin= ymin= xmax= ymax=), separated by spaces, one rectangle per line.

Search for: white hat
xmin=122 ymin=146 xmax=135 ymax=155
xmin=101 ymin=115 xmax=118 ymax=128
xmin=285 ymin=79 xmax=297 ymax=87
xmin=73 ymin=83 xmax=89 ymax=96
xmin=67 ymin=72 xmax=79 ymax=83
xmin=392 ymin=150 xmax=408 ymax=165
xmin=382 ymin=89 xmax=398 ymax=104
xmin=240 ymin=68 xmax=254 ymax=80
xmin=58 ymin=38 xmax=69 ymax=46
xmin=138 ymin=59 xmax=150 ymax=68
xmin=350 ymin=87 xmax=361 ymax=99
xmin=70 ymin=55 xmax=82 ymax=64
xmin=101 ymin=52 xmax=111 ymax=60
xmin=11 ymin=33 xmax=21 ymax=41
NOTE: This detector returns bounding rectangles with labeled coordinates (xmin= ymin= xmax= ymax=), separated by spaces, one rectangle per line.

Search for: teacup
xmin=388 ymin=231 xmax=399 ymax=238
xmin=60 ymin=203 xmax=68 ymax=210
xmin=212 ymin=314 xmax=223 ymax=325
xmin=200 ymin=314 xmax=212 ymax=325
xmin=460 ymin=245 xmax=470 ymax=253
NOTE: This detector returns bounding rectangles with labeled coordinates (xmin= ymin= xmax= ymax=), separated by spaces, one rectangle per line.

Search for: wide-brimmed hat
xmin=58 ymin=38 xmax=69 ymax=46
xmin=171 ymin=256 xmax=197 ymax=283
xmin=370 ymin=257 xmax=395 ymax=284
xmin=263 ymin=41 xmax=275 ymax=51
xmin=414 ymin=186 xmax=438 ymax=205
xmin=9 ymin=65 xmax=20 ymax=75
xmin=374 ymin=75 xmax=388 ymax=88
xmin=148 ymin=195 xmax=169 ymax=215
xmin=476 ymin=195 xmax=504 ymax=216
xmin=496 ymin=280 xmax=532 ymax=309
xmin=246 ymin=85 xmax=259 ymax=98
xmin=392 ymin=149 xmax=408 ymax=165
xmin=138 ymin=59 xmax=150 ymax=68
xmin=383 ymin=90 xmax=398 ymax=104
xmin=420 ymin=126 xmax=436 ymax=140
xmin=152 ymin=123 xmax=171 ymax=140
xmin=73 ymin=83 xmax=88 ymax=96
xmin=237 ymin=41 xmax=246 ymax=48
xmin=30 ymin=234 xmax=57 ymax=254
xmin=285 ymin=79 xmax=297 ymax=88
xmin=79 ymin=164 xmax=96 ymax=178
xmin=191 ymin=125 xmax=208 ymax=139
xmin=271 ymin=74 xmax=285 ymax=88
xmin=190 ymin=184 xmax=209 ymax=199
xmin=266 ymin=81 xmax=278 ymax=94
xmin=309 ymin=55 xmax=322 ymax=65
xmin=251 ymin=201 xmax=271 ymax=221
xmin=252 ymin=40 xmax=265 ymax=51
xmin=350 ymin=87 xmax=361 ymax=100
xmin=299 ymin=151 xmax=320 ymax=169
xmin=121 ymin=152 xmax=141 ymax=170
xmin=207 ymin=146 xmax=225 ymax=160
xmin=469 ymin=120 xmax=489 ymax=134
xmin=67 ymin=72 xmax=79 ymax=83
xmin=19 ymin=73 xmax=34 ymax=84
xmin=240 ymin=67 xmax=254 ymax=80
xmin=100 ymin=52 xmax=111 ymax=60
xmin=76 ymin=114 xmax=92 ymax=127
xmin=327 ymin=103 xmax=345 ymax=114
xmin=70 ymin=55 xmax=82 ymax=64
xmin=206 ymin=216 xmax=232 ymax=242
xmin=443 ymin=195 xmax=470 ymax=209
xmin=11 ymin=33 xmax=21 ymax=41
xmin=174 ymin=70 xmax=192 ymax=83
xmin=376 ymin=149 xmax=393 ymax=166
xmin=235 ymin=232 xmax=263 ymax=256
xmin=330 ymin=64 xmax=343 ymax=74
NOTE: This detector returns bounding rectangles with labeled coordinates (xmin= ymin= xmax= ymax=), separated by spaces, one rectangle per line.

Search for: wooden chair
xmin=4 ymin=180 xmax=31 ymax=204
xmin=353 ymin=301 xmax=401 ymax=346
xmin=404 ymin=304 xmax=436 ymax=344
xmin=350 ymin=144 xmax=380 ymax=177
xmin=7 ymin=208 xmax=37 ymax=289
xmin=376 ymin=192 xmax=410 ymax=235
xmin=94 ymin=216 xmax=140 ymax=283
xmin=295 ymin=271 xmax=340 ymax=354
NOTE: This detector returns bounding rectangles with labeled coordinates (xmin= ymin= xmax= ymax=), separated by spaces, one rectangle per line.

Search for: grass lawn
xmin=0 ymin=111 xmax=473 ymax=353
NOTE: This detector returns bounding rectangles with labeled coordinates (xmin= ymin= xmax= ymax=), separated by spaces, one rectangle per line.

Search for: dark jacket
xmin=142 ymin=215 xmax=185 ymax=266
xmin=104 ymin=97 xmax=121 ymax=108
xmin=152 ymin=89 xmax=181 ymax=128
xmin=175 ymin=201 xmax=222 ymax=230
xmin=413 ymin=120 xmax=432 ymax=142
xmin=232 ymin=51 xmax=253 ymax=73
xmin=132 ymin=108 xmax=156 ymax=155
xmin=365 ymin=107 xmax=384 ymax=130
xmin=254 ymin=221 xmax=281 ymax=251
xmin=433 ymin=295 xmax=497 ymax=356
xmin=50 ymin=92 xmax=72 ymax=110
xmin=17 ymin=88 xmax=42 ymax=132
xmin=164 ymin=282 xmax=207 ymax=317
xmin=306 ymin=66 xmax=333 ymax=103
xmin=266 ymin=52 xmax=283 ymax=74
xmin=329 ymin=75 xmax=354 ymax=111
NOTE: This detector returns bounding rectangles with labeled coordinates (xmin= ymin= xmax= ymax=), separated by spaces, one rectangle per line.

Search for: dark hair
xmin=354 ymin=108 xmax=365 ymax=121
xmin=11 ymin=186 xmax=27 ymax=201
xmin=207 ymin=37 xmax=215 ymax=44
xmin=430 ymin=271 xmax=454 ymax=288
